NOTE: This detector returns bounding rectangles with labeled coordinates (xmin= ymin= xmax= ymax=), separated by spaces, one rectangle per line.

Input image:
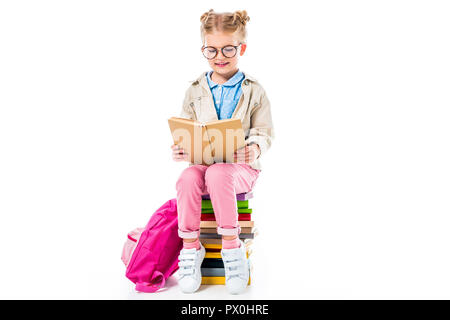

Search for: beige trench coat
xmin=179 ymin=71 xmax=275 ymax=171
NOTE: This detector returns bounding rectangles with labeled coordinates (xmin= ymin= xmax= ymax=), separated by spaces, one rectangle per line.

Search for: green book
xmin=201 ymin=208 xmax=252 ymax=214
xmin=201 ymin=200 xmax=213 ymax=209
xmin=201 ymin=200 xmax=248 ymax=209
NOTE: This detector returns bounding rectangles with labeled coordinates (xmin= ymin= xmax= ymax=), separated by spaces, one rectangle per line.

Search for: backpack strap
xmin=135 ymin=271 xmax=165 ymax=293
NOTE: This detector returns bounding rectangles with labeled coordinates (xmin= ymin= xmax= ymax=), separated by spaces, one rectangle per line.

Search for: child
xmin=171 ymin=9 xmax=275 ymax=294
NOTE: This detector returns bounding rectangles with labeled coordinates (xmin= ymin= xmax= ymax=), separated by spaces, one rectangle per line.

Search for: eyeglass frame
xmin=201 ymin=43 xmax=243 ymax=60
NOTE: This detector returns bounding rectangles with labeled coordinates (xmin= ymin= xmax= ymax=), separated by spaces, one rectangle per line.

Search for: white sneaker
xmin=177 ymin=243 xmax=205 ymax=293
xmin=221 ymin=240 xmax=250 ymax=295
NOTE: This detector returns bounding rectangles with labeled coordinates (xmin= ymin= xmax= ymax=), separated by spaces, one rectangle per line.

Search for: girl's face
xmin=203 ymin=31 xmax=247 ymax=77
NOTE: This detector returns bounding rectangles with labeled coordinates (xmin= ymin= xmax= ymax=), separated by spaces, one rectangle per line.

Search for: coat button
xmin=190 ymin=102 xmax=194 ymax=107
xmin=244 ymin=80 xmax=249 ymax=85
xmin=254 ymin=102 xmax=259 ymax=107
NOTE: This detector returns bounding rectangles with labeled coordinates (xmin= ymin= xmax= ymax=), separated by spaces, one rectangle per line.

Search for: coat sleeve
xmin=245 ymin=88 xmax=275 ymax=158
xmin=179 ymin=87 xmax=196 ymax=120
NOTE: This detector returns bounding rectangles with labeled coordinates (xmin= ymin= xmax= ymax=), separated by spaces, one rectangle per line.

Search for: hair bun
xmin=233 ymin=10 xmax=250 ymax=26
xmin=200 ymin=9 xmax=214 ymax=23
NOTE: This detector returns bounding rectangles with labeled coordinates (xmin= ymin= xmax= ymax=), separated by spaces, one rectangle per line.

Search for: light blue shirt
xmin=206 ymin=70 xmax=245 ymax=120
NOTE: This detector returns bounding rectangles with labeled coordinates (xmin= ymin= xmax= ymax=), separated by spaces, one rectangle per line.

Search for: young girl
xmin=171 ymin=9 xmax=274 ymax=294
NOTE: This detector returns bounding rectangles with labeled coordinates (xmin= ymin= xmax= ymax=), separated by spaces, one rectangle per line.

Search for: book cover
xmin=201 ymin=276 xmax=251 ymax=285
xmin=205 ymin=251 xmax=250 ymax=259
xmin=168 ymin=117 xmax=245 ymax=165
xmin=202 ymin=200 xmax=249 ymax=209
xmin=200 ymin=268 xmax=225 ymax=277
xmin=202 ymin=191 xmax=253 ymax=201
xmin=201 ymin=208 xmax=252 ymax=214
xmin=201 ymin=260 xmax=254 ymax=277
xmin=200 ymin=227 xmax=254 ymax=234
xmin=201 ymin=258 xmax=224 ymax=268
xmin=202 ymin=241 xmax=253 ymax=250
xmin=200 ymin=238 xmax=253 ymax=246
xmin=200 ymin=213 xmax=251 ymax=221
xmin=200 ymin=220 xmax=254 ymax=228
xmin=199 ymin=233 xmax=255 ymax=239
xmin=205 ymin=250 xmax=251 ymax=260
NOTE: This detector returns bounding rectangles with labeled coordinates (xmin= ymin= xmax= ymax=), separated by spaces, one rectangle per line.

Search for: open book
xmin=168 ymin=117 xmax=246 ymax=165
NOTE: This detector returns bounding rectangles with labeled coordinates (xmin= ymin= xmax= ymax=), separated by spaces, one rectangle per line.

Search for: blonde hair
xmin=200 ymin=9 xmax=250 ymax=45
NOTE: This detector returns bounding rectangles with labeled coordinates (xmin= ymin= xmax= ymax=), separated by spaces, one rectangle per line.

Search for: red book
xmin=201 ymin=213 xmax=251 ymax=221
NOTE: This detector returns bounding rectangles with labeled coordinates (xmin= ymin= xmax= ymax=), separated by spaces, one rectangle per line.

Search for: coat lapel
xmin=198 ymin=72 xmax=218 ymax=121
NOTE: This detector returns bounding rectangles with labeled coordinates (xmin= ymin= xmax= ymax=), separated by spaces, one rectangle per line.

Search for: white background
xmin=1 ymin=0 xmax=449 ymax=299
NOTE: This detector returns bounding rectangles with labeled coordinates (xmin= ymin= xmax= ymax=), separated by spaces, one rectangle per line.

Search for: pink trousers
xmin=176 ymin=163 xmax=260 ymax=239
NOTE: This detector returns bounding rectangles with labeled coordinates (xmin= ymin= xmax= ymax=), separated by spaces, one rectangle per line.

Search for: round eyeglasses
xmin=201 ymin=43 xmax=242 ymax=60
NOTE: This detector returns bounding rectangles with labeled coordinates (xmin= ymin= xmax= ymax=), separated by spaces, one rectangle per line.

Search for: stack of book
xmin=200 ymin=191 xmax=257 ymax=285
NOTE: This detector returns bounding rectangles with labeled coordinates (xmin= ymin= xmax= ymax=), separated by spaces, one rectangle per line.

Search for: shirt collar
xmin=206 ymin=70 xmax=245 ymax=88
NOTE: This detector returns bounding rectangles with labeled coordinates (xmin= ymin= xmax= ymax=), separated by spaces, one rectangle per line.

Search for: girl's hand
xmin=234 ymin=143 xmax=261 ymax=164
xmin=171 ymin=144 xmax=189 ymax=162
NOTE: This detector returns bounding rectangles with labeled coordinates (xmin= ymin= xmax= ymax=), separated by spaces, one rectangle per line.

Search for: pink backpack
xmin=121 ymin=198 xmax=183 ymax=293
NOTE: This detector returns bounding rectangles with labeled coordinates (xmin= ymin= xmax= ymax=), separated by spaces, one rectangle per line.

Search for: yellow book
xmin=201 ymin=276 xmax=251 ymax=285
xmin=203 ymin=242 xmax=253 ymax=250
xmin=205 ymin=249 xmax=251 ymax=259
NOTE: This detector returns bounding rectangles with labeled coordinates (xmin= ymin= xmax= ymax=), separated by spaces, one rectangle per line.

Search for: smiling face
xmin=203 ymin=31 xmax=247 ymax=79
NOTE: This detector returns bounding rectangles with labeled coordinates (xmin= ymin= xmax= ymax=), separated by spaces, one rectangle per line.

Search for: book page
xmin=168 ymin=117 xmax=214 ymax=165
xmin=205 ymin=119 xmax=245 ymax=163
